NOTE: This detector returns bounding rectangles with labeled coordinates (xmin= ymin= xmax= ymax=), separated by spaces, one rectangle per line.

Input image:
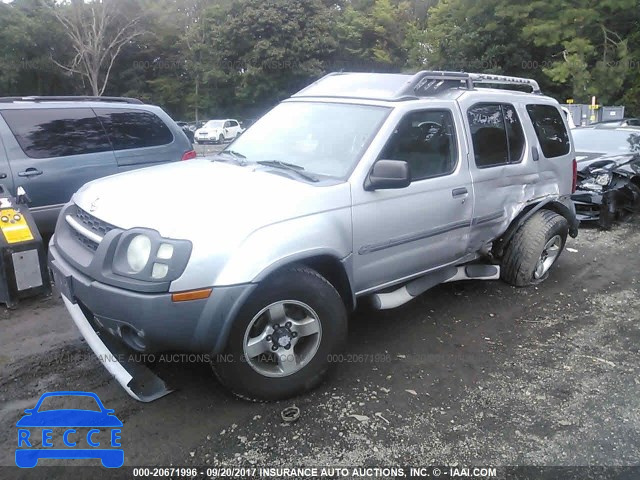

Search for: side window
xmin=503 ymin=104 xmax=525 ymax=162
xmin=229 ymin=120 xmax=238 ymax=127
xmin=526 ymin=104 xmax=570 ymax=158
xmin=94 ymin=109 xmax=173 ymax=150
xmin=1 ymin=108 xmax=111 ymax=159
xmin=224 ymin=121 xmax=231 ymax=128
xmin=379 ymin=109 xmax=458 ymax=181
xmin=467 ymin=103 xmax=525 ymax=168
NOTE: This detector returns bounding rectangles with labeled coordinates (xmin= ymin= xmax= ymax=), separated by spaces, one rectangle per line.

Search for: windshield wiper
xmin=214 ymin=150 xmax=247 ymax=165
xmin=256 ymin=160 xmax=319 ymax=182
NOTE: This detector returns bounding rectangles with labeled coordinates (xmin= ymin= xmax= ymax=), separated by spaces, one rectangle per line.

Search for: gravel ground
xmin=1 ymin=217 xmax=639 ymax=477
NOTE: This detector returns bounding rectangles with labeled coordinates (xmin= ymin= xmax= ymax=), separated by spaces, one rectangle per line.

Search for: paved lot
xmin=1 ymin=218 xmax=639 ymax=473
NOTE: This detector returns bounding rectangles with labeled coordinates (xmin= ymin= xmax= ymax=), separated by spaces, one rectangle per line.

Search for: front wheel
xmin=501 ymin=210 xmax=569 ymax=287
xmin=212 ymin=266 xmax=347 ymax=401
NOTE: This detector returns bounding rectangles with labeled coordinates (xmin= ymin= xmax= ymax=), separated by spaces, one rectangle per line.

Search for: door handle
xmin=452 ymin=187 xmax=468 ymax=198
xmin=0 ymin=173 xmax=6 ymax=179
xmin=18 ymin=168 xmax=43 ymax=177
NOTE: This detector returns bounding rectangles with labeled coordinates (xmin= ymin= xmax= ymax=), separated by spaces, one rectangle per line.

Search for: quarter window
xmin=1 ymin=108 xmax=111 ymax=159
xmin=526 ymin=104 xmax=570 ymax=158
xmin=468 ymin=103 xmax=525 ymax=168
xmin=95 ymin=109 xmax=173 ymax=150
xmin=380 ymin=109 xmax=458 ymax=181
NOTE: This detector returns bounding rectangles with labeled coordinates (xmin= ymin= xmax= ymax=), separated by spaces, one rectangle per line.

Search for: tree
xmin=0 ymin=0 xmax=71 ymax=96
xmin=212 ymin=0 xmax=337 ymax=115
xmin=50 ymin=0 xmax=145 ymax=96
xmin=504 ymin=0 xmax=639 ymax=104
xmin=334 ymin=0 xmax=417 ymax=72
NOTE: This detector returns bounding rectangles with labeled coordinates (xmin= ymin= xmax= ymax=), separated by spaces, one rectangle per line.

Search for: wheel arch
xmin=495 ymin=199 xmax=578 ymax=257
xmin=254 ymin=253 xmax=356 ymax=312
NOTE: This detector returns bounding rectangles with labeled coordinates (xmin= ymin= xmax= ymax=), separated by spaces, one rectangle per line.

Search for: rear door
xmin=94 ymin=108 xmax=178 ymax=170
xmin=458 ymin=98 xmax=536 ymax=252
xmin=0 ymin=107 xmax=117 ymax=231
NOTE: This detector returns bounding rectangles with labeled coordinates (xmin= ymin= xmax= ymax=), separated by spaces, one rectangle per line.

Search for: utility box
xmin=601 ymin=106 xmax=625 ymax=122
xmin=0 ymin=185 xmax=50 ymax=308
xmin=562 ymin=104 xmax=627 ymax=126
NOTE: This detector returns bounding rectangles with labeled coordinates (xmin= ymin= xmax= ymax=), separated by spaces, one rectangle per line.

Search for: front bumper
xmin=572 ymin=184 xmax=640 ymax=227
xmin=49 ymin=239 xmax=257 ymax=401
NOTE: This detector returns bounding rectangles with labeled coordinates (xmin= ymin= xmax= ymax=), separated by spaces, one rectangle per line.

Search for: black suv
xmin=0 ymin=96 xmax=195 ymax=233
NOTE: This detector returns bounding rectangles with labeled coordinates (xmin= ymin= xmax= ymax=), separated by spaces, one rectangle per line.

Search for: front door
xmin=351 ymin=107 xmax=473 ymax=294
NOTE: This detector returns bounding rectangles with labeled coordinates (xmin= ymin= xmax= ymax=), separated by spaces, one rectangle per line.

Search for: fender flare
xmin=495 ymin=199 xmax=579 ymax=257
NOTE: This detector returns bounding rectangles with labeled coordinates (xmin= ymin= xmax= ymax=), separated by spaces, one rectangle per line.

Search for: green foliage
xmin=1 ymin=0 xmax=639 ymax=117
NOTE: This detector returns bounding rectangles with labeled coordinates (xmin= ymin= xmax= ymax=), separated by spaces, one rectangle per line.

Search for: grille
xmin=70 ymin=206 xmax=117 ymax=251
xmin=73 ymin=231 xmax=99 ymax=251
xmin=75 ymin=206 xmax=116 ymax=237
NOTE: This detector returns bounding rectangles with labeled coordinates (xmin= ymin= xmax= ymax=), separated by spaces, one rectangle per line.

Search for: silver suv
xmin=49 ymin=72 xmax=579 ymax=402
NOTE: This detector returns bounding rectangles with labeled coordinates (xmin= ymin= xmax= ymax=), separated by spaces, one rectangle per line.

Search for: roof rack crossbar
xmin=0 ymin=96 xmax=144 ymax=104
xmin=468 ymin=73 xmax=541 ymax=94
xmin=399 ymin=71 xmax=541 ymax=97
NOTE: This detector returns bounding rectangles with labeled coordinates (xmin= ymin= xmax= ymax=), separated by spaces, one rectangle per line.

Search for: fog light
xmin=152 ymin=263 xmax=169 ymax=279
xmin=157 ymin=243 xmax=174 ymax=260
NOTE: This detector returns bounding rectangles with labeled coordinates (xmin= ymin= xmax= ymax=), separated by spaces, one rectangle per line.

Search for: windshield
xmin=204 ymin=120 xmax=224 ymax=128
xmin=225 ymin=101 xmax=390 ymax=178
xmin=572 ymin=129 xmax=640 ymax=154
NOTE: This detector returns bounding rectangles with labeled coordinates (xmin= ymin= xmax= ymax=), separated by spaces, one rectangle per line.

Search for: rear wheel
xmin=501 ymin=210 xmax=569 ymax=287
xmin=212 ymin=266 xmax=347 ymax=401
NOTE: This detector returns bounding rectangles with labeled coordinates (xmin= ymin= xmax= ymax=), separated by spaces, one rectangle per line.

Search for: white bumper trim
xmin=62 ymin=295 xmax=142 ymax=401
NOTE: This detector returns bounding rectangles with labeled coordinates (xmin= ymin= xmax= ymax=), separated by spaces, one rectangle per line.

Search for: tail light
xmin=181 ymin=149 xmax=197 ymax=161
xmin=571 ymin=158 xmax=577 ymax=193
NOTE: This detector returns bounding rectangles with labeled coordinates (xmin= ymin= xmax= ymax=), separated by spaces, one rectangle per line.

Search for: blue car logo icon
xmin=15 ymin=391 xmax=123 ymax=468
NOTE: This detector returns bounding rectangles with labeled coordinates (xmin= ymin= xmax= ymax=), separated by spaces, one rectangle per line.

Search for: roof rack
xmin=0 ymin=96 xmax=144 ymax=104
xmin=401 ymin=71 xmax=541 ymax=96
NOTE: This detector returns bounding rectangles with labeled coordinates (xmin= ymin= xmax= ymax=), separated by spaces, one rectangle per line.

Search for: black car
xmin=571 ymin=127 xmax=640 ymax=229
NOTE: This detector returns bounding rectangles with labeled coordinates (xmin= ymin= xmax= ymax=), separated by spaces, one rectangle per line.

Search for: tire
xmin=218 ymin=134 xmax=224 ymax=144
xmin=501 ymin=210 xmax=569 ymax=287
xmin=212 ymin=265 xmax=347 ymax=401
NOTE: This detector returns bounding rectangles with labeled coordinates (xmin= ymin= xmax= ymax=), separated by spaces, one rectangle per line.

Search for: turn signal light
xmin=171 ymin=288 xmax=212 ymax=302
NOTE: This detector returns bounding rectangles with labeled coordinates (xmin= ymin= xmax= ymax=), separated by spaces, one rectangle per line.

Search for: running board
xmin=370 ymin=265 xmax=500 ymax=310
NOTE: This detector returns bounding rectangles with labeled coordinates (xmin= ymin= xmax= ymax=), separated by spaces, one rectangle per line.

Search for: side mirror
xmin=365 ymin=159 xmax=411 ymax=191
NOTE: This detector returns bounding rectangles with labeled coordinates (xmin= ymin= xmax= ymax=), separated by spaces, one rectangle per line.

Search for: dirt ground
xmin=1 ymin=217 xmax=639 ymax=477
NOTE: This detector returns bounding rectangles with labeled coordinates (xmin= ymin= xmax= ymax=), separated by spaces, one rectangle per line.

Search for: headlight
xmin=112 ymin=229 xmax=192 ymax=283
xmin=126 ymin=234 xmax=151 ymax=272
xmin=595 ymin=173 xmax=612 ymax=186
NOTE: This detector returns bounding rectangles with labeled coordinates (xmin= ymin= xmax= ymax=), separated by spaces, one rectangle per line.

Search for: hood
xmin=73 ymin=159 xmax=351 ymax=243
xmin=576 ymin=151 xmax=640 ymax=176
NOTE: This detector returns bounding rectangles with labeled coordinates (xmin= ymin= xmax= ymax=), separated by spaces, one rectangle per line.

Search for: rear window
xmin=1 ymin=108 xmax=112 ymax=159
xmin=526 ymin=104 xmax=570 ymax=158
xmin=95 ymin=109 xmax=173 ymax=150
